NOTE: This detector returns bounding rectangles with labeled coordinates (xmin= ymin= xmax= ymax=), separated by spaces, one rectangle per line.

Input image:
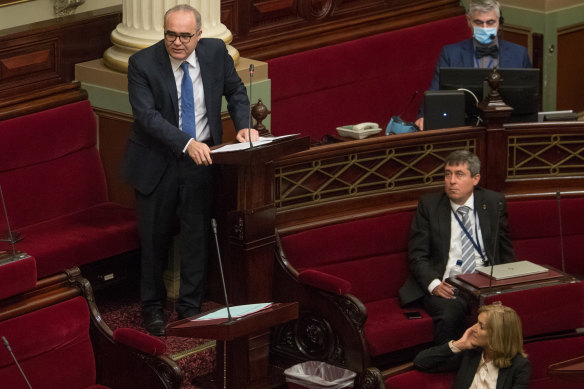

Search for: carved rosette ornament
xmin=333 ymin=294 xmax=367 ymax=328
xmin=298 ymin=0 xmax=335 ymax=20
xmin=54 ymin=0 xmax=85 ymax=17
xmin=272 ymin=310 xmax=345 ymax=364
xmin=355 ymin=368 xmax=385 ymax=389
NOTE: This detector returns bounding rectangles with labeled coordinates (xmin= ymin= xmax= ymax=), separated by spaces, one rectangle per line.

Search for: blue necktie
xmin=457 ymin=206 xmax=476 ymax=274
xmin=180 ymin=62 xmax=196 ymax=139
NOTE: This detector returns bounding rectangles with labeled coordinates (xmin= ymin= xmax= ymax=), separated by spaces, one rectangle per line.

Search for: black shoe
xmin=177 ymin=307 xmax=200 ymax=320
xmin=143 ymin=309 xmax=165 ymax=336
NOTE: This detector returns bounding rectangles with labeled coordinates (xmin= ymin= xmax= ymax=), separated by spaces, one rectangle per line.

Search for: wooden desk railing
xmin=273 ymin=121 xmax=584 ymax=234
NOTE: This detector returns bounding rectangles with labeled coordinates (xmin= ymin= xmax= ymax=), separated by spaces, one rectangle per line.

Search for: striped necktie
xmin=457 ymin=206 xmax=476 ymax=274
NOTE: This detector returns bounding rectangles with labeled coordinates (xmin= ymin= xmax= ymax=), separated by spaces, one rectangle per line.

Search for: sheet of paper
xmin=211 ymin=134 xmax=298 ymax=154
xmin=192 ymin=303 xmax=273 ymax=321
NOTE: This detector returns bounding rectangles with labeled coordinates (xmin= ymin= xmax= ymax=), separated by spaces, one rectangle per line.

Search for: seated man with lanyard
xmin=399 ymin=150 xmax=515 ymax=345
xmin=415 ymin=0 xmax=532 ymax=131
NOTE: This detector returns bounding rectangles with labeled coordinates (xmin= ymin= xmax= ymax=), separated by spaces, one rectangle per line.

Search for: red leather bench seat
xmin=280 ymin=211 xmax=434 ymax=357
xmin=507 ymin=197 xmax=584 ymax=277
xmin=268 ymin=15 xmax=470 ymax=141
xmin=0 ymin=296 xmax=105 ymax=389
xmin=0 ymin=100 xmax=138 ymax=278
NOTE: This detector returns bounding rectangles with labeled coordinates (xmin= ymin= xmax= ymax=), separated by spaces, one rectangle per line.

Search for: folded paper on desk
xmin=193 ymin=303 xmax=273 ymax=321
xmin=476 ymin=260 xmax=548 ymax=280
xmin=211 ymin=134 xmax=298 ymax=153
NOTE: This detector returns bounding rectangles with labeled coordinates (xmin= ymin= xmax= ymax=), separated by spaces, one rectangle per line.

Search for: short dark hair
xmin=445 ymin=150 xmax=481 ymax=176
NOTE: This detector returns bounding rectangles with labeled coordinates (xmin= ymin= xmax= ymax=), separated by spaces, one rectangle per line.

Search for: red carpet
xmin=95 ymin=286 xmax=219 ymax=389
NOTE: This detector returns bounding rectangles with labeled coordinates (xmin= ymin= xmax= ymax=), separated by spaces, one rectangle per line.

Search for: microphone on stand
xmin=211 ymin=218 xmax=232 ymax=322
xmin=557 ymin=191 xmax=566 ymax=273
xmin=247 ymin=64 xmax=255 ymax=149
xmin=2 ymin=336 xmax=33 ymax=389
xmin=488 ymin=200 xmax=503 ymax=293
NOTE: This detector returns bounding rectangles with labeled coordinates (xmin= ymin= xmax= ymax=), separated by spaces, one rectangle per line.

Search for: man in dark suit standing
xmin=416 ymin=0 xmax=532 ymax=130
xmin=399 ymin=150 xmax=515 ymax=345
xmin=122 ymin=4 xmax=258 ymax=336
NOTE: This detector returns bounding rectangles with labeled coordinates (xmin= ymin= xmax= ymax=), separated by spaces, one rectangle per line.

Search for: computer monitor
xmin=439 ymin=67 xmax=540 ymax=124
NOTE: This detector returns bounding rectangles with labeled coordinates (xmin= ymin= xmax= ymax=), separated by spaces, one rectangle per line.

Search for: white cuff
xmin=183 ymin=138 xmax=195 ymax=153
xmin=449 ymin=340 xmax=462 ymax=353
xmin=428 ymin=278 xmax=441 ymax=294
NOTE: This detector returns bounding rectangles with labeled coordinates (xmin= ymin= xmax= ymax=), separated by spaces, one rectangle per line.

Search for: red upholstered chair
xmin=507 ymin=197 xmax=584 ymax=278
xmin=0 ymin=257 xmax=181 ymax=389
xmin=384 ymin=363 xmax=454 ymax=389
xmin=273 ymin=211 xmax=434 ymax=389
xmin=0 ymin=98 xmax=139 ymax=287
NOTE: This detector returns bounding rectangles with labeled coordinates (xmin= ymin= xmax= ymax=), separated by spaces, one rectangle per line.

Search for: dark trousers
xmin=423 ymin=292 xmax=471 ymax=345
xmin=136 ymin=155 xmax=215 ymax=314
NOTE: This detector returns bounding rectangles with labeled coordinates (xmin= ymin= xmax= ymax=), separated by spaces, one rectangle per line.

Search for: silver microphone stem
xmin=2 ymin=336 xmax=33 ymax=389
xmin=211 ymin=219 xmax=232 ymax=322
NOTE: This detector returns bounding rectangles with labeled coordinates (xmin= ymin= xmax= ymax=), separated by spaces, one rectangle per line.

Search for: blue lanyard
xmin=452 ymin=208 xmax=486 ymax=263
xmin=474 ymin=57 xmax=493 ymax=69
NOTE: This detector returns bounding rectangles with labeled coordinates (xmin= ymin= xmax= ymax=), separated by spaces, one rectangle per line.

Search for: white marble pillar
xmin=103 ymin=0 xmax=238 ymax=73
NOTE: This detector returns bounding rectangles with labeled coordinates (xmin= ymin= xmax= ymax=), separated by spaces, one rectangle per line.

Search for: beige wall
xmin=503 ymin=0 xmax=584 ymax=12
xmin=0 ymin=0 xmax=121 ymax=30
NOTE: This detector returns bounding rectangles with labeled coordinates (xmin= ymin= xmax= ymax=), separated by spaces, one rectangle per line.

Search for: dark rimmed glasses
xmin=164 ymin=31 xmax=198 ymax=44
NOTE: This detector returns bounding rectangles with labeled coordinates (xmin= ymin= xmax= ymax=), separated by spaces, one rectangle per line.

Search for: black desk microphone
xmin=557 ymin=191 xmax=566 ymax=273
xmin=248 ymin=64 xmax=255 ymax=149
xmin=489 ymin=201 xmax=503 ymax=293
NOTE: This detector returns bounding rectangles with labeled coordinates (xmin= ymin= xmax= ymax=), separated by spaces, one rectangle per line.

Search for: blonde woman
xmin=414 ymin=302 xmax=530 ymax=389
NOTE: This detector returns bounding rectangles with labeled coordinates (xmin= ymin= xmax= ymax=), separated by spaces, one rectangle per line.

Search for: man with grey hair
xmin=415 ymin=0 xmax=532 ymax=130
xmin=122 ymin=4 xmax=259 ymax=336
xmin=399 ymin=150 xmax=515 ymax=345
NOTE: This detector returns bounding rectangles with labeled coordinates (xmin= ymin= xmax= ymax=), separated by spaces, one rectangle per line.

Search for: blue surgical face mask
xmin=473 ymin=26 xmax=498 ymax=45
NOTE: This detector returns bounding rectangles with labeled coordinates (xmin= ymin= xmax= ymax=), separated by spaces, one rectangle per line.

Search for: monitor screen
xmin=439 ymin=67 xmax=540 ymax=123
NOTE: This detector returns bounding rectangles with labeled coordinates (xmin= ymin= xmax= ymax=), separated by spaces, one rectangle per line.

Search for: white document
xmin=192 ymin=303 xmax=273 ymax=321
xmin=211 ymin=134 xmax=298 ymax=154
xmin=476 ymin=260 xmax=548 ymax=280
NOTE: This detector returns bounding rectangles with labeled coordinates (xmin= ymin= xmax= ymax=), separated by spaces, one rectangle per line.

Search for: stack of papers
xmin=211 ymin=134 xmax=298 ymax=153
xmin=193 ymin=303 xmax=273 ymax=321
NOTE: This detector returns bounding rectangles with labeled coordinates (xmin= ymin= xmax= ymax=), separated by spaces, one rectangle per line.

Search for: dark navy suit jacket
xmin=429 ymin=38 xmax=532 ymax=91
xmin=122 ymin=38 xmax=249 ymax=195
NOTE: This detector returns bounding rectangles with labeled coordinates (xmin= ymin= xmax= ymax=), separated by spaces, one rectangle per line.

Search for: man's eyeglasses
xmin=164 ymin=31 xmax=198 ymax=44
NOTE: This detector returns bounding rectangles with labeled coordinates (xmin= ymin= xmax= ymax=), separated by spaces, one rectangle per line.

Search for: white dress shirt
xmin=170 ymin=51 xmax=210 ymax=148
xmin=428 ymin=193 xmax=487 ymax=294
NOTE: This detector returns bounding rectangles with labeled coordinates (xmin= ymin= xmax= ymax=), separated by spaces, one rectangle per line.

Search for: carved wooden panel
xmin=0 ymin=39 xmax=59 ymax=94
xmin=0 ymin=6 xmax=121 ymax=100
xmin=223 ymin=0 xmax=465 ymax=59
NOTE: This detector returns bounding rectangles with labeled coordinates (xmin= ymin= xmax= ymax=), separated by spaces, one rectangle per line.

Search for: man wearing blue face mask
xmin=415 ymin=0 xmax=532 ymax=130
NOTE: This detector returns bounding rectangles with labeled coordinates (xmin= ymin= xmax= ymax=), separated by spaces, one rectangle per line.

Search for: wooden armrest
xmin=383 ymin=361 xmax=414 ymax=378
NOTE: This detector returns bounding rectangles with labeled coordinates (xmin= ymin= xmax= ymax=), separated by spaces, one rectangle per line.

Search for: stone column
xmin=103 ymin=0 xmax=238 ymax=73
